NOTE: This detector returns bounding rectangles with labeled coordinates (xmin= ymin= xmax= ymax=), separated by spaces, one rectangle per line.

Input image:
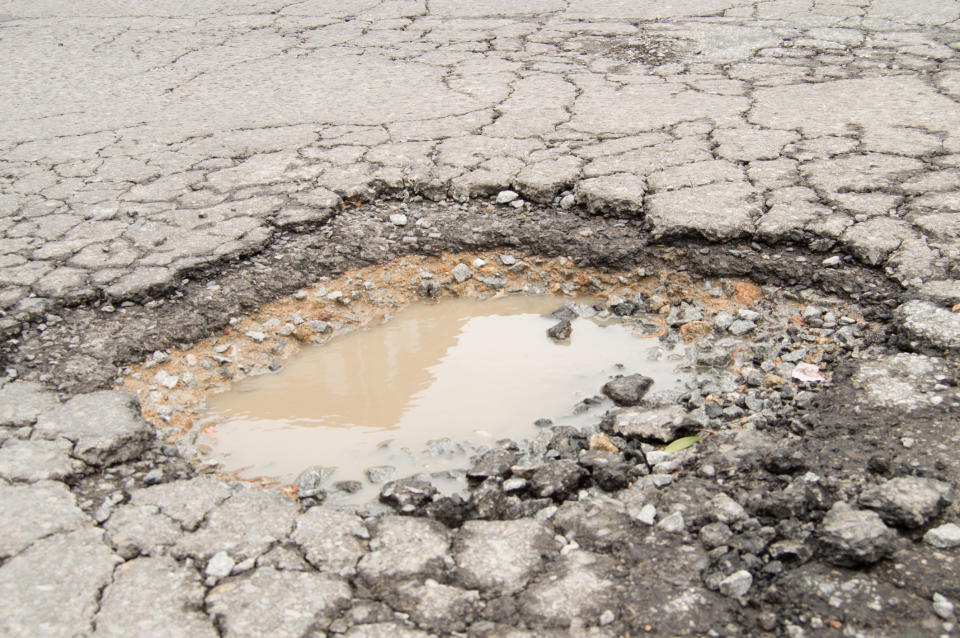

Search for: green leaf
xmin=663 ymin=435 xmax=702 ymax=454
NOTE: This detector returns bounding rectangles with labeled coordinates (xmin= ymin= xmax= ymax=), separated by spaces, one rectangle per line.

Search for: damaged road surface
xmin=1 ymin=0 xmax=960 ymax=636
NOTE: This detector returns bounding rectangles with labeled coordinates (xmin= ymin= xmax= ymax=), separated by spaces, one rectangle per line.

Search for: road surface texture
xmin=1 ymin=0 xmax=960 ymax=636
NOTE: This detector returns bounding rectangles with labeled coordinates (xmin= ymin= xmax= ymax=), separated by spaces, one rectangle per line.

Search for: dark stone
xmin=577 ymin=450 xmax=631 ymax=492
xmin=601 ymin=374 xmax=654 ymax=406
xmin=471 ymin=478 xmax=506 ymax=520
xmin=546 ymin=426 xmax=588 ymax=459
xmin=546 ymin=319 xmax=572 ymax=341
xmin=529 ymin=460 xmax=589 ymax=501
xmin=467 ymin=450 xmax=519 ymax=482
xmin=611 ymin=301 xmax=640 ymax=316
xmin=548 ymin=306 xmax=577 ymax=322
xmin=333 ymin=480 xmax=362 ymax=494
xmin=426 ymin=494 xmax=470 ymax=528
xmin=296 ymin=465 xmax=334 ymax=499
xmin=379 ymin=477 xmax=438 ymax=514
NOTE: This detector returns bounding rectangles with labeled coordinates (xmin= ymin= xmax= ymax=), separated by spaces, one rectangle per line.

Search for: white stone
xmin=719 ymin=569 xmax=753 ymax=598
xmin=495 ymin=190 xmax=519 ymax=204
xmin=206 ymin=551 xmax=236 ymax=579
xmin=925 ymin=523 xmax=960 ymax=549
xmin=389 ymin=213 xmax=408 ymax=226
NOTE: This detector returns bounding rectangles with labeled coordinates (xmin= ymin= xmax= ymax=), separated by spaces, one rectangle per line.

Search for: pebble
xmin=933 ymin=594 xmax=955 ymax=620
xmin=559 ymin=194 xmax=576 ymax=209
xmin=499 ymin=254 xmax=516 ymax=266
xmin=924 ymin=523 xmax=960 ymax=549
xmin=495 ymin=190 xmax=518 ymax=204
xmin=389 ymin=213 xmax=408 ymax=226
xmin=245 ymin=331 xmax=267 ymax=343
xmin=451 ymin=263 xmax=472 ymax=283
xmin=719 ymin=570 xmax=753 ymax=598
xmin=206 ymin=551 xmax=235 ymax=579
xmin=599 ymin=610 xmax=616 ymax=626
xmin=634 ymin=503 xmax=657 ymax=525
xmin=728 ymin=320 xmax=756 ymax=335
xmin=656 ymin=511 xmax=685 ymax=533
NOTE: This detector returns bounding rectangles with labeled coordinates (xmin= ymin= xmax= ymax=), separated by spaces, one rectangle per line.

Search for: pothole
xmin=195 ymin=295 xmax=687 ymax=505
xmin=118 ymin=250 xmax=875 ymax=512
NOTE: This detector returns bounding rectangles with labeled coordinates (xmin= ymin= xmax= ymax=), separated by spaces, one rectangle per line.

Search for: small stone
xmin=499 ymin=254 xmax=517 ymax=266
xmin=451 ymin=263 xmax=472 ymax=283
xmin=601 ymin=374 xmax=654 ymax=406
xmin=599 ymin=610 xmax=616 ymax=626
xmin=143 ymin=469 xmax=164 ymax=485
xmin=206 ymin=551 xmax=235 ymax=579
xmin=364 ymin=465 xmax=396 ymax=484
xmin=933 ymin=594 xmax=955 ymax=620
xmin=900 ymin=437 xmax=915 ymax=449
xmin=588 ymin=432 xmax=619 ymax=453
xmin=633 ymin=503 xmax=657 ymax=525
xmin=819 ymin=502 xmax=895 ymax=566
xmin=728 ymin=320 xmax=756 ymax=335
xmin=559 ymin=194 xmax=575 ymax=209
xmin=924 ymin=523 xmax=960 ymax=549
xmin=245 ymin=331 xmax=267 ymax=343
xmin=656 ymin=511 xmax=685 ymax=533
xmin=822 ymin=255 xmax=842 ymax=267
xmin=496 ymin=190 xmax=519 ymax=204
xmin=719 ymin=570 xmax=753 ymax=598
xmin=153 ymin=370 xmax=178 ymax=389
xmin=547 ymin=319 xmax=572 ymax=341
xmin=380 ymin=477 xmax=438 ymax=514
xmin=859 ymin=476 xmax=953 ymax=528
xmin=389 ymin=213 xmax=408 ymax=226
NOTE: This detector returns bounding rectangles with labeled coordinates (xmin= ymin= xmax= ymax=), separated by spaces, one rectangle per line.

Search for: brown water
xmin=197 ymin=296 xmax=686 ymax=503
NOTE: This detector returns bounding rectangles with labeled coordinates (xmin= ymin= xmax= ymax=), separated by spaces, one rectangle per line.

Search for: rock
xmin=389 ymin=213 xmax=408 ymax=226
xmin=244 ymin=331 xmax=267 ymax=343
xmin=859 ymin=476 xmax=953 ymax=528
xmin=700 ymin=522 xmax=733 ymax=549
xmin=380 ymin=477 xmax=438 ymax=514
xmin=451 ymin=263 xmax=472 ymax=283
xmin=467 ymin=449 xmax=519 ymax=481
xmin=292 ymin=507 xmax=368 ymax=576
xmin=548 ymin=305 xmax=578 ymax=322
xmin=496 ymin=190 xmax=519 ymax=204
xmin=719 ymin=570 xmax=753 ymax=598
xmin=206 ymin=567 xmax=351 ymax=638
xmin=0 ymin=528 xmax=121 ymax=638
xmin=94 ymin=555 xmax=217 ymax=638
xmin=530 ymin=460 xmax=589 ymax=500
xmin=0 ymin=481 xmax=91 ymax=558
xmin=499 ymin=254 xmax=516 ymax=266
xmin=469 ymin=477 xmax=506 ymax=519
xmin=657 ymin=511 xmax=685 ymax=533
xmin=205 ymin=551 xmax=235 ymax=579
xmin=601 ymin=405 xmax=686 ymax=442
xmin=33 ymin=391 xmax=153 ymax=467
xmin=577 ymin=450 xmax=631 ymax=492
xmin=357 ymin=517 xmax=451 ymax=588
xmin=365 ymin=465 xmax=396 ymax=484
xmin=819 ymin=502 xmax=896 ymax=566
xmin=924 ymin=523 xmax=960 ymax=549
xmin=295 ymin=465 xmax=333 ymax=500
xmin=0 ymin=381 xmax=59 ymax=426
xmin=601 ymin=374 xmax=654 ymax=406
xmin=728 ymin=319 xmax=756 ymax=335
xmin=933 ymin=593 xmax=955 ymax=620
xmin=454 ymin=519 xmax=557 ymax=593
xmin=546 ymin=319 xmax=571 ymax=341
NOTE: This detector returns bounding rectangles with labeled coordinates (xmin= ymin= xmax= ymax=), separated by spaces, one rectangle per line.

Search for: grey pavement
xmin=1 ymin=0 xmax=960 ymax=335
xmin=2 ymin=1 xmax=960 ymax=637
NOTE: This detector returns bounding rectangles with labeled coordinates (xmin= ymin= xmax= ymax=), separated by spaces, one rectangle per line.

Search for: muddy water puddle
xmin=197 ymin=296 xmax=686 ymax=504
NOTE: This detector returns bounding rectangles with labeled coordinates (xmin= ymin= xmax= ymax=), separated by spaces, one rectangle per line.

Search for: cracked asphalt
xmin=2 ymin=0 xmax=960 ymax=636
